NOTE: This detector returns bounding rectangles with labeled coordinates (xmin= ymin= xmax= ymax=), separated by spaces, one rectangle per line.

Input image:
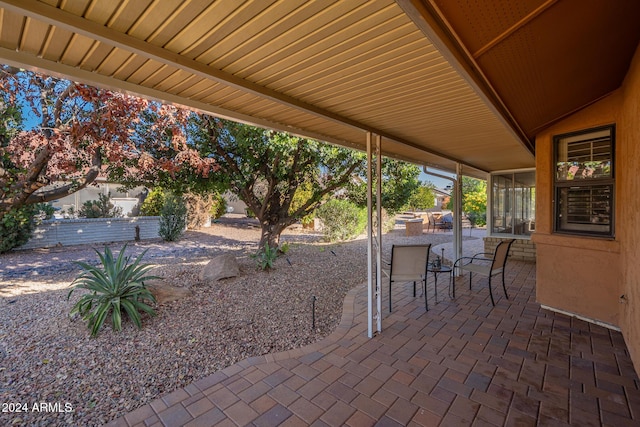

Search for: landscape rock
xmin=146 ymin=279 xmax=192 ymax=304
xmin=200 ymin=253 xmax=240 ymax=282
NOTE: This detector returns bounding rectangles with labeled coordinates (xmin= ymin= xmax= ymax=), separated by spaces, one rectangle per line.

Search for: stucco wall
xmin=532 ymin=83 xmax=623 ymax=327
xmin=533 ymin=44 xmax=640 ymax=368
xmin=619 ymin=45 xmax=640 ymax=369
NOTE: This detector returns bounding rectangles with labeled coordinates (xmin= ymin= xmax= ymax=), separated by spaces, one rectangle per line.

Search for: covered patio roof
xmin=1 ymin=1 xmax=638 ymax=175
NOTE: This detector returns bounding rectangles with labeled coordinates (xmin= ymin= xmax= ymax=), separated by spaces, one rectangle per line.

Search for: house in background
xmin=433 ymin=187 xmax=450 ymax=211
xmin=47 ymin=178 xmax=147 ymax=217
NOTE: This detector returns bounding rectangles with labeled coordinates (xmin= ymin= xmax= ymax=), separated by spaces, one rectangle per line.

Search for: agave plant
xmin=254 ymin=244 xmax=279 ymax=270
xmin=68 ymin=245 xmax=158 ymax=337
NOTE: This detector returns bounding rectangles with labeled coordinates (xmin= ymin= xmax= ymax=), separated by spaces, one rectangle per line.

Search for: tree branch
xmin=205 ymin=118 xmax=260 ymax=211
xmin=25 ymin=150 xmax=102 ymax=204
xmin=53 ymin=83 xmax=74 ymax=128
xmin=4 ymin=145 xmax=52 ymax=207
xmin=291 ymin=160 xmax=361 ymax=219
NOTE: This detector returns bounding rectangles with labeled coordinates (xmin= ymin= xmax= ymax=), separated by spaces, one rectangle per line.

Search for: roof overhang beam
xmin=395 ymin=0 xmax=535 ymax=155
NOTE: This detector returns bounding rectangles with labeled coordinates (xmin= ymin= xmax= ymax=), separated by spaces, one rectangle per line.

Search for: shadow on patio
xmin=108 ymin=260 xmax=640 ymax=426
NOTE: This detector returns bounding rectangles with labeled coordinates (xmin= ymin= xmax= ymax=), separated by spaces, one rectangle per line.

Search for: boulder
xmin=200 ymin=253 xmax=240 ymax=282
xmin=146 ymin=280 xmax=192 ymax=304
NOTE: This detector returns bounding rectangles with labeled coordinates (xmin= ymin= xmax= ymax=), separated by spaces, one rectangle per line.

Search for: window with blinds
xmin=554 ymin=125 xmax=614 ymax=237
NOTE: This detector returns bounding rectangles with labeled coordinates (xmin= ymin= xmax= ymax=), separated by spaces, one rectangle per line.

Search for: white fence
xmin=19 ymin=217 xmax=161 ymax=250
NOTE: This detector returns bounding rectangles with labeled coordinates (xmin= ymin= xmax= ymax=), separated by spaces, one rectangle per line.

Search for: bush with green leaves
xmin=0 ymin=205 xmax=37 ymax=253
xmin=63 ymin=206 xmax=77 ymax=219
xmin=33 ymin=202 xmax=55 ymax=220
xmin=254 ymin=244 xmax=279 ymax=270
xmin=67 ymin=246 xmax=158 ymax=337
xmin=316 ymin=199 xmax=367 ymax=242
xmin=407 ymin=184 xmax=436 ymax=211
xmin=79 ymin=193 xmax=123 ymax=218
xmin=158 ymin=193 xmax=187 ymax=241
xmin=210 ymin=193 xmax=227 ymax=219
xmin=278 ymin=241 xmax=290 ymax=254
xmin=290 ymin=183 xmax=316 ymax=226
xmin=139 ymin=188 xmax=166 ymax=216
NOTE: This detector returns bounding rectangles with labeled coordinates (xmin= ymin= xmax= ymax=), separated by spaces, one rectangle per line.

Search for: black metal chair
xmin=453 ymin=239 xmax=514 ymax=306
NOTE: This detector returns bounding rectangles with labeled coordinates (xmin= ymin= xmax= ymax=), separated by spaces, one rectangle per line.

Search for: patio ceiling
xmin=0 ymin=1 xmax=637 ymax=177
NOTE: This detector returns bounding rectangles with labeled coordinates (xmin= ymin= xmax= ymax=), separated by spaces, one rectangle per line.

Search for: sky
xmin=419 ymin=168 xmax=455 ymax=190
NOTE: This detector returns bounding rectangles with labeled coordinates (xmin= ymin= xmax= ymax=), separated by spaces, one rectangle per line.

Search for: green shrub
xmin=158 ymin=193 xmax=187 ymax=241
xmin=210 ymin=193 xmax=227 ymax=219
xmin=33 ymin=202 xmax=55 ymax=220
xmin=0 ymin=205 xmax=37 ymax=253
xmin=254 ymin=244 xmax=279 ymax=270
xmin=79 ymin=193 xmax=123 ymax=218
xmin=407 ymin=185 xmax=436 ymax=211
xmin=316 ymin=199 xmax=367 ymax=241
xmin=139 ymin=188 xmax=166 ymax=216
xmin=290 ymin=183 xmax=316 ymax=225
xmin=68 ymin=246 xmax=158 ymax=337
xmin=63 ymin=206 xmax=77 ymax=218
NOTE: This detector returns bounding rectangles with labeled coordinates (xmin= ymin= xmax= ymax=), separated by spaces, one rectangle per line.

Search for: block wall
xmin=19 ymin=217 xmax=160 ymax=250
xmin=483 ymin=237 xmax=536 ymax=262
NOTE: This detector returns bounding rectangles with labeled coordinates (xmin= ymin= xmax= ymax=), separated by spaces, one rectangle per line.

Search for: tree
xmin=195 ymin=117 xmax=364 ymax=248
xmin=462 ymin=180 xmax=487 ymax=226
xmin=407 ymin=182 xmax=436 ymax=211
xmin=444 ymin=177 xmax=487 ymax=226
xmin=345 ymin=158 xmax=421 ymax=214
xmin=0 ymin=67 xmax=214 ymax=221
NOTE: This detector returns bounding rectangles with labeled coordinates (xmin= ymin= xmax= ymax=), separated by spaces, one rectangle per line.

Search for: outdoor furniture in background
xmin=426 ymin=212 xmax=446 ymax=233
xmin=452 ymin=239 xmax=515 ymax=306
xmin=441 ymin=212 xmax=453 ymax=230
xmin=382 ymin=244 xmax=431 ymax=312
xmin=405 ymin=218 xmax=424 ymax=236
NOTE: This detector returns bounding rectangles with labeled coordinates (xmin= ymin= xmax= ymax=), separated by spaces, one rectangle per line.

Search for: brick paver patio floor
xmin=108 ymin=260 xmax=640 ymax=426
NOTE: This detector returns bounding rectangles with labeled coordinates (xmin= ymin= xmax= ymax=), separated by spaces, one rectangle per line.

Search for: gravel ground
xmin=0 ymin=215 xmax=474 ymax=426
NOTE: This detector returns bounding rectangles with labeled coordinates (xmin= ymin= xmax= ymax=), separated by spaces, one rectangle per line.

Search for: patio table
xmin=427 ymin=263 xmax=453 ymax=303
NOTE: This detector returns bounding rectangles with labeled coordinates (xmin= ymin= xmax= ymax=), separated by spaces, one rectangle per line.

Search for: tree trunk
xmin=258 ymin=220 xmax=289 ymax=250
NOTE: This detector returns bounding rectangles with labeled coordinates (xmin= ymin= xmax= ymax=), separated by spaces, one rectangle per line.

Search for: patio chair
xmin=382 ymin=244 xmax=431 ymax=312
xmin=426 ymin=212 xmax=446 ymax=233
xmin=453 ymin=239 xmax=514 ymax=306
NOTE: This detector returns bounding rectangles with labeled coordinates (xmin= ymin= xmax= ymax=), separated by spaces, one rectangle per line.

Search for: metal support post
xmin=366 ymin=132 xmax=383 ymax=338
xmin=454 ymin=163 xmax=463 ymax=267
xmin=375 ymin=134 xmax=382 ymax=334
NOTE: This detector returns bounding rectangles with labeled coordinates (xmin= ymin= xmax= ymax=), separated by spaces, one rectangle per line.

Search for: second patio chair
xmin=453 ymin=239 xmax=514 ymax=306
xmin=383 ymin=244 xmax=431 ymax=312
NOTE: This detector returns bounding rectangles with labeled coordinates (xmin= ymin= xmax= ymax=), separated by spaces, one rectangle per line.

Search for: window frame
xmin=488 ymin=168 xmax=536 ymax=238
xmin=553 ymin=124 xmax=615 ymax=238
